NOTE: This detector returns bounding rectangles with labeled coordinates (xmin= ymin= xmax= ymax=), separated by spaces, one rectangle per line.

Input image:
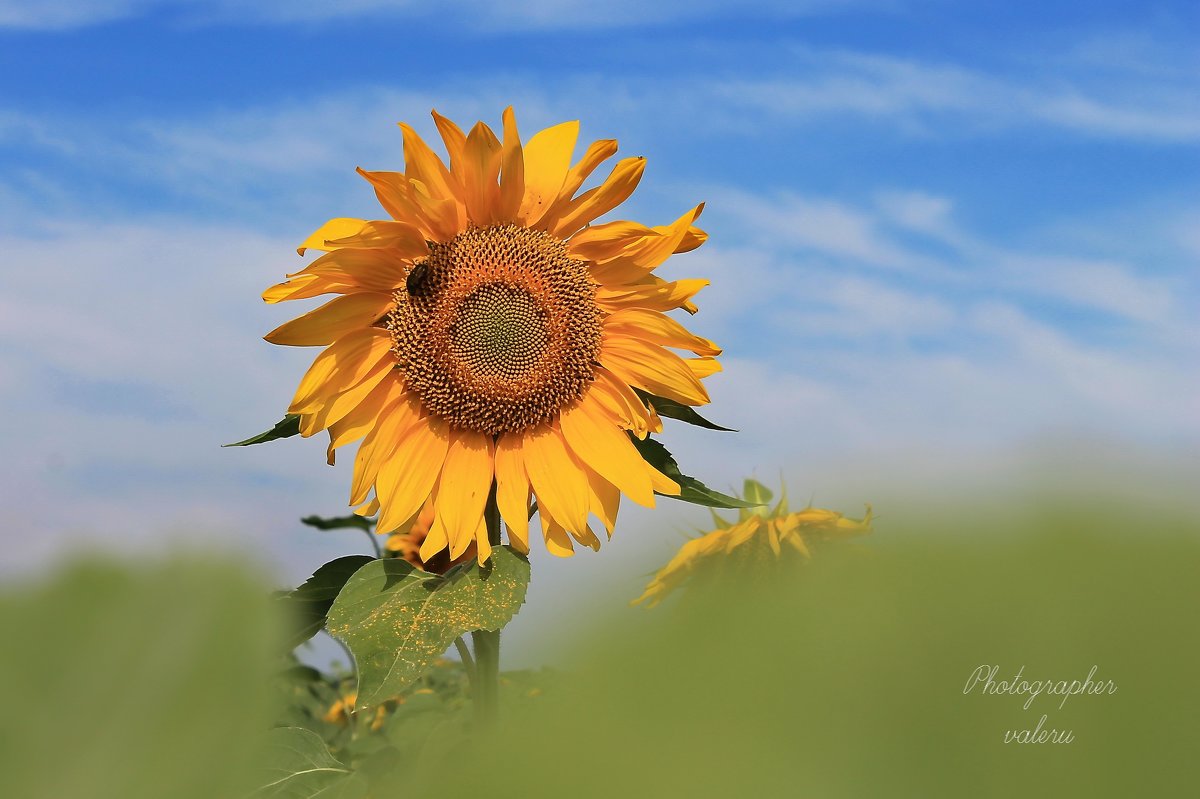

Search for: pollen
xmin=388 ymin=224 xmax=603 ymax=435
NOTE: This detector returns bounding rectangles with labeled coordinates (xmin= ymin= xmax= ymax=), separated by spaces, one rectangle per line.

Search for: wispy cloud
xmin=0 ymin=0 xmax=867 ymax=31
xmin=716 ymin=48 xmax=1200 ymax=143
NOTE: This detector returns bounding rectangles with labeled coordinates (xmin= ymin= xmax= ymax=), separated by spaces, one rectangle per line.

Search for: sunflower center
xmin=449 ymin=284 xmax=549 ymax=380
xmin=387 ymin=224 xmax=602 ymax=435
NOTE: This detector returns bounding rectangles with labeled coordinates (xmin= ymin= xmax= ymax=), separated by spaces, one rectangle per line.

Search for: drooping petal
xmin=558 ymin=395 xmax=655 ymax=507
xmin=349 ymin=392 xmax=421 ymax=506
xmin=433 ymin=429 xmax=495 ymax=559
xmin=494 ymin=433 xmax=531 ymax=553
xmin=539 ymin=506 xmax=575 ymax=557
xmin=521 ymin=422 xmax=591 ymax=535
xmin=375 ymin=415 xmax=451 ymax=533
xmin=325 ymin=373 xmax=406 ymax=464
xmin=265 ymin=292 xmax=394 ymax=347
xmin=582 ymin=464 xmax=621 ymax=537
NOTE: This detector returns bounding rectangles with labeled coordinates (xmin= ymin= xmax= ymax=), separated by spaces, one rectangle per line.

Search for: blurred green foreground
xmin=1 ymin=495 xmax=1196 ymax=797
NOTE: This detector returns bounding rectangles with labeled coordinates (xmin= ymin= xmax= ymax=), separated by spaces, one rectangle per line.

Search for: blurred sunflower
xmin=633 ymin=480 xmax=873 ymax=607
xmin=383 ymin=499 xmax=476 ymax=574
xmin=264 ymin=109 xmax=718 ymax=564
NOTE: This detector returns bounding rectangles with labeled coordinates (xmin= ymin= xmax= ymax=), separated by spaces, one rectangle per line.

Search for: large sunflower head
xmin=264 ymin=108 xmax=720 ymax=564
xmin=632 ymin=481 xmax=873 ymax=607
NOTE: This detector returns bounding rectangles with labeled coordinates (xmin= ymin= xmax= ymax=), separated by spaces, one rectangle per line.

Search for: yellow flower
xmin=633 ymin=482 xmax=872 ymax=607
xmin=264 ymin=109 xmax=718 ymax=563
xmin=323 ymin=691 xmax=392 ymax=731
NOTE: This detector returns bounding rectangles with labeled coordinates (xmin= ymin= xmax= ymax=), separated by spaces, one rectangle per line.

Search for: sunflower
xmin=633 ymin=482 xmax=872 ymax=607
xmin=264 ymin=108 xmax=720 ymax=564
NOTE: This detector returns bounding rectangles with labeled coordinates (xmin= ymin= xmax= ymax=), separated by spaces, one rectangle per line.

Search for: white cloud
xmin=0 ymin=0 xmax=866 ymax=31
xmin=716 ymin=48 xmax=1200 ymax=143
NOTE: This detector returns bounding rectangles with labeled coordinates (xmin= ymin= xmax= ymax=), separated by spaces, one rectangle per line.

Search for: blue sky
xmin=1 ymin=1 xmax=1197 ymax=657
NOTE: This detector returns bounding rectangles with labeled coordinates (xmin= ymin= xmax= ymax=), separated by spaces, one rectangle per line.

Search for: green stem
xmin=471 ymin=482 xmax=503 ymax=725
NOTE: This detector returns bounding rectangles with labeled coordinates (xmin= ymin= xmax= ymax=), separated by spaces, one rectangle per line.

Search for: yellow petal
xmin=572 ymin=204 xmax=704 ymax=271
xmin=558 ymin=395 xmax=654 ymax=507
xmin=540 ymin=138 xmax=619 ymax=229
xmin=354 ymin=497 xmax=380 ymax=517
xmin=461 ymin=121 xmax=502 ymax=225
xmin=265 ymin=292 xmax=394 ymax=347
xmin=664 ymin=224 xmax=707 ymax=253
xmin=356 ymin=168 xmax=453 ymax=240
xmin=686 ymin=356 xmax=723 ymax=379
xmin=419 ymin=515 xmax=451 ymax=562
xmin=322 ymin=221 xmax=430 ymax=258
xmin=494 ymin=433 xmax=530 ymax=553
xmin=539 ymin=507 xmax=575 ymax=557
xmin=349 ymin=393 xmax=420 ymax=506
xmin=399 ymin=122 xmax=462 ymax=212
xmin=407 ymin=178 xmax=462 ymax=241
xmin=474 ymin=515 xmax=494 ymax=564
xmin=619 ymin=203 xmax=704 ymax=270
xmin=286 ymin=248 xmax=409 ymax=294
xmin=570 ymin=523 xmax=602 ymax=552
xmin=297 ymin=218 xmax=369 ymax=255
xmin=262 ymin=273 xmax=354 ymax=304
xmin=583 ymin=464 xmax=620 ymax=537
xmin=326 ymin=374 xmax=406 ymax=464
xmin=603 ymin=308 xmax=722 ymax=356
xmin=518 ymin=120 xmax=578 ymax=226
xmin=430 ymin=109 xmax=467 ymax=184
xmin=595 ymin=277 xmax=709 ymax=313
xmin=376 ymin=415 xmax=450 ymax=533
xmin=497 ymin=107 xmax=525 ymax=222
xmin=600 ymin=336 xmax=710 ymax=406
xmin=590 ymin=365 xmax=654 ymax=438
xmin=434 ymin=429 xmax=495 ymax=559
xmin=299 ymin=353 xmax=394 ymax=437
xmin=551 ymin=156 xmax=645 ymax=239
xmin=522 ymin=423 xmax=590 ymax=535
xmin=289 ymin=328 xmax=393 ymax=414
xmin=568 ymin=220 xmax=655 ymax=262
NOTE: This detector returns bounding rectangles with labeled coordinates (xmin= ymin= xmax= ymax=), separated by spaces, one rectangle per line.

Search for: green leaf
xmin=224 ymin=414 xmax=301 ymax=447
xmin=629 ymin=435 xmax=761 ymax=509
xmin=281 ymin=556 xmax=375 ymax=650
xmin=634 ymin=389 xmax=736 ymax=431
xmin=301 ymin=515 xmax=375 ymax=533
xmin=254 ymin=727 xmax=367 ymax=798
xmin=326 ymin=547 xmax=530 ymax=708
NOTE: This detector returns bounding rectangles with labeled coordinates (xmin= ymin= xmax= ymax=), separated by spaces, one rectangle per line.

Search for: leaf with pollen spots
xmin=325 ymin=547 xmax=530 ymax=709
